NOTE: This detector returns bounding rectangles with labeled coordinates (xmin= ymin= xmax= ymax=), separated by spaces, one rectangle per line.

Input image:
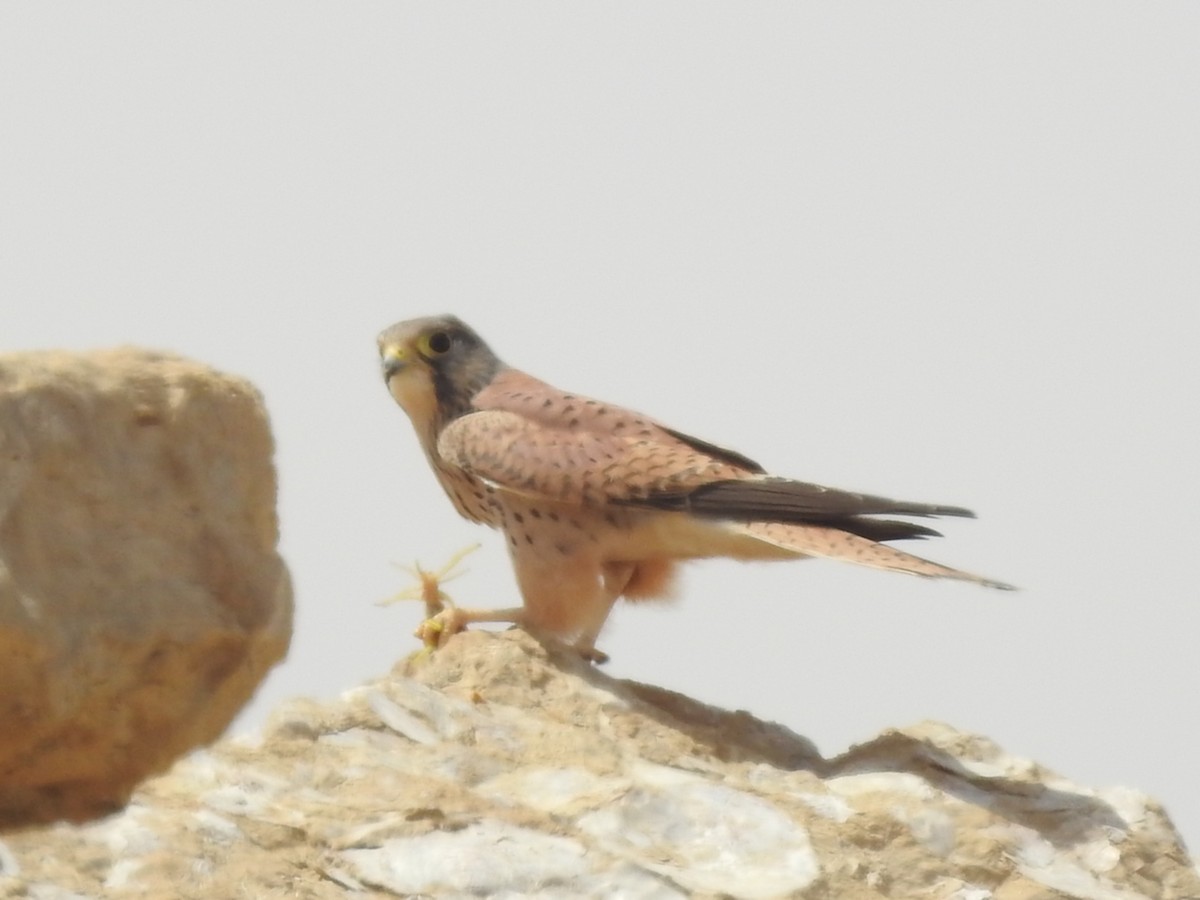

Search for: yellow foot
xmin=414 ymin=605 xmax=471 ymax=650
xmin=416 ymin=602 xmax=528 ymax=651
xmin=378 ymin=543 xmax=481 ymax=619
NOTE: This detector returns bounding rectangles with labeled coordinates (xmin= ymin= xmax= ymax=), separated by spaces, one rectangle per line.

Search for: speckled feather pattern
xmin=379 ymin=315 xmax=1011 ymax=652
xmin=439 ymin=369 xmax=755 ymax=506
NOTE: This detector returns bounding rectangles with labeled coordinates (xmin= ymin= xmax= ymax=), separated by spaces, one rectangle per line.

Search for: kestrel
xmin=379 ymin=315 xmax=1011 ymax=660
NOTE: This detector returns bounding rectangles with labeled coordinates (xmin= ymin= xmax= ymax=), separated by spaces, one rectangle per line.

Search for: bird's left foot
xmin=413 ymin=604 xmax=471 ymax=649
xmin=380 ymin=545 xmax=526 ymax=650
xmin=414 ymin=602 xmax=530 ymax=649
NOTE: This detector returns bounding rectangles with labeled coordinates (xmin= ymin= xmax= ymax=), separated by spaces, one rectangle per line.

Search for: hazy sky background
xmin=4 ymin=5 xmax=1198 ymax=854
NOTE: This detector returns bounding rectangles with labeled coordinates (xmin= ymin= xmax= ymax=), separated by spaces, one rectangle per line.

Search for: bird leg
xmin=569 ymin=562 xmax=635 ymax=664
xmin=415 ymin=603 xmax=528 ymax=649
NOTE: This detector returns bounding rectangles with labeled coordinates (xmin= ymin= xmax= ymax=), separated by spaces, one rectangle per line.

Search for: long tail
xmin=734 ymin=521 xmax=1016 ymax=590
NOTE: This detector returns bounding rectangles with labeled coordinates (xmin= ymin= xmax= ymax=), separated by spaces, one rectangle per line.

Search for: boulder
xmin=0 ymin=629 xmax=1193 ymax=899
xmin=0 ymin=349 xmax=292 ymax=826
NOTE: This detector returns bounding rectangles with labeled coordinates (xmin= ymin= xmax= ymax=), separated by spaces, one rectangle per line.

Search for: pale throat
xmin=388 ymin=370 xmax=442 ymax=447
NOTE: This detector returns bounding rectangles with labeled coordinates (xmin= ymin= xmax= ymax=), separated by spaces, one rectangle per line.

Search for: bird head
xmin=377 ymin=315 xmax=503 ymax=427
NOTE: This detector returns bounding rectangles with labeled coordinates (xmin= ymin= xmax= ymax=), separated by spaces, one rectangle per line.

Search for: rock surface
xmin=0 ymin=629 xmax=1194 ymax=899
xmin=0 ymin=349 xmax=293 ymax=826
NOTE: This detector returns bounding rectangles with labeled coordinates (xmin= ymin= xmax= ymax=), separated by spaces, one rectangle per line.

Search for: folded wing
xmin=438 ymin=397 xmax=975 ymax=543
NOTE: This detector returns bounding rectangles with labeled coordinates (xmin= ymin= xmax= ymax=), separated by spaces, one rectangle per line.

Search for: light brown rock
xmin=0 ymin=349 xmax=292 ymax=826
xmin=0 ymin=629 xmax=1193 ymax=899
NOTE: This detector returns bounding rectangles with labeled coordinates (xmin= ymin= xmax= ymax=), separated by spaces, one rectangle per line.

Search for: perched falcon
xmin=379 ymin=315 xmax=1011 ymax=660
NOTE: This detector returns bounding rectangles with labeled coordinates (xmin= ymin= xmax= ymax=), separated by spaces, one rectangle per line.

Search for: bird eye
xmin=423 ymin=330 xmax=452 ymax=355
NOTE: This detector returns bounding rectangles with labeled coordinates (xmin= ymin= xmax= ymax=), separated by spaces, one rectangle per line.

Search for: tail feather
xmin=735 ymin=521 xmax=1015 ymax=590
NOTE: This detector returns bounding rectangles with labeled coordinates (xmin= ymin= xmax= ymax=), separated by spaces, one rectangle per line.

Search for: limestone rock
xmin=0 ymin=630 xmax=1194 ymax=899
xmin=0 ymin=349 xmax=292 ymax=826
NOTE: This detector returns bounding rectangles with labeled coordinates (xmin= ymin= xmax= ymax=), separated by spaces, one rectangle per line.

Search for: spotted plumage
xmin=379 ymin=315 xmax=1012 ymax=659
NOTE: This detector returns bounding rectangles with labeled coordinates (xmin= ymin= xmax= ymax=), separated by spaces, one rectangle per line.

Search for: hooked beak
xmin=379 ymin=344 xmax=409 ymax=383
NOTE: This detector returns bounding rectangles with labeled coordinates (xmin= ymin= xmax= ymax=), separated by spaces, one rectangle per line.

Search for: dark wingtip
xmin=926 ymin=504 xmax=976 ymax=519
xmin=837 ymin=518 xmax=945 ymax=542
xmin=901 ymin=522 xmax=944 ymax=539
xmin=892 ymin=525 xmax=945 ymax=540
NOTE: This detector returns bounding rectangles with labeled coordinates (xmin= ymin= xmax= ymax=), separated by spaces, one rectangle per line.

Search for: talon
xmin=415 ymin=606 xmax=467 ymax=649
xmin=579 ymin=647 xmax=610 ymax=665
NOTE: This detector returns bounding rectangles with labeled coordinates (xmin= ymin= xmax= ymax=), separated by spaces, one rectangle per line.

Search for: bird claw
xmin=382 ymin=544 xmax=607 ymax=659
xmin=576 ymin=645 xmax=610 ymax=665
xmin=414 ymin=605 xmax=470 ymax=649
xmin=380 ymin=544 xmax=481 ymax=652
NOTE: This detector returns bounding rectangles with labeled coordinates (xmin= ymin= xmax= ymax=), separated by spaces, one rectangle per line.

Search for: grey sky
xmin=3 ymin=5 xmax=1197 ymax=854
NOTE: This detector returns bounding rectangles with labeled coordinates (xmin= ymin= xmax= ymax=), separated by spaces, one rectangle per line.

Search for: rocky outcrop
xmin=0 ymin=629 xmax=1193 ymax=899
xmin=0 ymin=349 xmax=292 ymax=827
